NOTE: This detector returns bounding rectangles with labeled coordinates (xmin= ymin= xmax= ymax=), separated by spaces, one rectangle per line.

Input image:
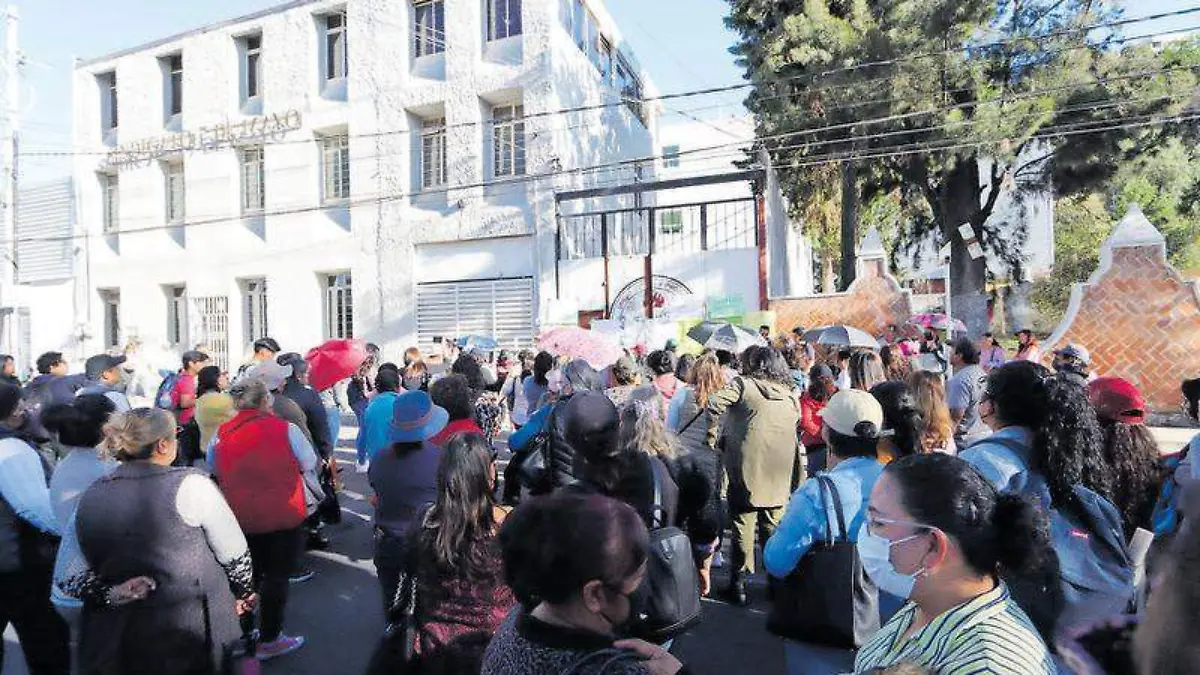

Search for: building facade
xmin=72 ymin=0 xmax=657 ymax=367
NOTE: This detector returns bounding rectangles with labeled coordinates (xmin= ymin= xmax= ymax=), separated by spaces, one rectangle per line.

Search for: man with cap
xmin=169 ymin=350 xmax=210 ymax=425
xmin=77 ymin=353 xmax=132 ymax=413
xmin=764 ymin=389 xmax=886 ymax=673
xmin=368 ymin=390 xmax=446 ymax=609
xmin=236 ymin=337 xmax=282 ymax=381
xmin=1053 ymin=343 xmax=1095 ymax=384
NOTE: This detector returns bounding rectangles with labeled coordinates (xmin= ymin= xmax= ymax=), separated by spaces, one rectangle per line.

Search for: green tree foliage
xmin=727 ymin=0 xmax=1200 ymax=334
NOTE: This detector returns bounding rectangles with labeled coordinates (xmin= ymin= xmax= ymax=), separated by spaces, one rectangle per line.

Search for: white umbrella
xmin=703 ymin=324 xmax=767 ymax=353
xmin=812 ymin=325 xmax=880 ymax=349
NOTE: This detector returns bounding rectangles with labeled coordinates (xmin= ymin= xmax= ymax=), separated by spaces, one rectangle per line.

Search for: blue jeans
xmin=783 ymin=640 xmax=856 ymax=675
xmin=325 ymin=406 xmax=342 ymax=455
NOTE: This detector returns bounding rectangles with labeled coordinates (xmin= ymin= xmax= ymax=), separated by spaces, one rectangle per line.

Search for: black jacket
xmin=283 ymin=379 xmax=332 ymax=458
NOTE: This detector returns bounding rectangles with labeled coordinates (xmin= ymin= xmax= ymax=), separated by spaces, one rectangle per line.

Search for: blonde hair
xmin=689 ymin=354 xmax=725 ymax=407
xmin=908 ymin=371 xmax=954 ymax=452
xmin=619 ymin=386 xmax=679 ymax=460
xmin=102 ymin=408 xmax=175 ymax=461
xmin=229 ymin=378 xmax=271 ymax=411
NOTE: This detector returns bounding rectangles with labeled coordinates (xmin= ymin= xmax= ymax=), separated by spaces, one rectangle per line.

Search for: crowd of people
xmin=2 ymin=324 xmax=1200 ymax=675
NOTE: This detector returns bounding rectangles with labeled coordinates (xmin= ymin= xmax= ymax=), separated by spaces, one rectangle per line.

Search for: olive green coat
xmin=706 ymin=376 xmax=803 ymax=510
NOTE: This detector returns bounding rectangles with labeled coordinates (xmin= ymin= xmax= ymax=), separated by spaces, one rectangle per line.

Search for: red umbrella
xmin=304 ymin=339 xmax=367 ymax=392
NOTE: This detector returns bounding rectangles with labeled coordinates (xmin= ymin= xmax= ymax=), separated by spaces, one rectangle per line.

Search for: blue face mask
xmin=856 ymin=521 xmax=931 ymax=599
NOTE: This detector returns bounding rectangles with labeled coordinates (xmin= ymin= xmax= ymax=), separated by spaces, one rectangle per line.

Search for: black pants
xmin=0 ymin=565 xmax=70 ymax=675
xmin=246 ymin=528 xmax=303 ymax=643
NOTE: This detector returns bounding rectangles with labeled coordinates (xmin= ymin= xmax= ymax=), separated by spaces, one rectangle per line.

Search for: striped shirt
xmin=854 ymin=583 xmax=1057 ymax=674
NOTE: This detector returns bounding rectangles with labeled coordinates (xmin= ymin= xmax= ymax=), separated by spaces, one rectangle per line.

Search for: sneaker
xmin=256 ymin=635 xmax=305 ymax=661
xmin=355 ymin=460 xmax=370 ymax=474
xmin=288 ymin=569 xmax=315 ymax=585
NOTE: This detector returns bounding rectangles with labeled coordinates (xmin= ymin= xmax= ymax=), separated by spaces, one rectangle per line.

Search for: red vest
xmin=213 ymin=410 xmax=306 ymax=535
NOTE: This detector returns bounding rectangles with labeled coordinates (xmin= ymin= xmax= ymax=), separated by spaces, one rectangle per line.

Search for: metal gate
xmin=416 ymin=278 xmax=534 ymax=354
xmin=190 ymin=296 xmax=230 ymax=371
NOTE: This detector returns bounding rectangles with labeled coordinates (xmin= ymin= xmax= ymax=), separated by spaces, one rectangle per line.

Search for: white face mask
xmin=856 ymin=525 xmax=930 ymax=599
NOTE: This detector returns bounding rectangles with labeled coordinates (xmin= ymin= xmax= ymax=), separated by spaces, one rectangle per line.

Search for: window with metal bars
xmin=325 ymin=273 xmax=353 ymax=339
xmin=320 ymin=134 xmax=350 ymax=203
xmin=98 ymin=72 xmax=117 ymax=131
xmin=164 ymin=54 xmax=183 ymax=118
xmin=487 ymin=0 xmax=522 ymax=41
xmin=492 ymin=104 xmax=525 ymax=178
xmin=325 ymin=12 xmax=348 ymax=80
xmin=99 ymin=173 xmax=119 ymax=233
xmin=244 ymin=34 xmax=262 ymax=100
xmin=166 ymin=285 xmax=187 ymax=346
xmin=243 ymin=279 xmax=269 ymax=344
xmin=164 ymin=163 xmax=185 ymax=224
xmin=421 ymin=118 xmax=447 ymax=189
xmin=101 ymin=291 xmax=121 ymax=349
xmin=414 ymin=1 xmax=445 ymax=57
xmin=240 ymin=146 xmax=265 ymax=213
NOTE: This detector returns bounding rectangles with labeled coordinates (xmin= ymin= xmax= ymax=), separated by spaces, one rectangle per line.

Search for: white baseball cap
xmin=822 ymin=389 xmax=884 ymax=438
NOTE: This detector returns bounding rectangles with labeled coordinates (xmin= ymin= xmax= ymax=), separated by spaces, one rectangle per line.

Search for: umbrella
xmin=908 ymin=313 xmax=967 ymax=333
xmin=689 ymin=323 xmax=765 ymax=353
xmin=304 ymin=339 xmax=368 ymax=392
xmin=456 ymin=335 xmax=500 ymax=351
xmin=810 ymin=325 xmax=880 ymax=349
xmin=801 ymin=326 xmax=831 ymax=343
xmin=537 ymin=327 xmax=625 ymax=368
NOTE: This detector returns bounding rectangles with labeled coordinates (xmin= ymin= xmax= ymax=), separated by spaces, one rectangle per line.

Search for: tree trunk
xmin=839 ymin=160 xmax=857 ymax=291
xmin=821 ymin=257 xmax=837 ymax=294
xmin=941 ymin=163 xmax=990 ymax=337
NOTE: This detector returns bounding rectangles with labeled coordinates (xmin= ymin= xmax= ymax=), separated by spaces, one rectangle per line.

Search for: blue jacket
xmin=509 ymin=401 xmax=553 ymax=452
xmin=958 ymin=426 xmax=1036 ymax=491
xmin=764 ymin=456 xmax=883 ymax=578
xmin=356 ymin=392 xmax=399 ymax=460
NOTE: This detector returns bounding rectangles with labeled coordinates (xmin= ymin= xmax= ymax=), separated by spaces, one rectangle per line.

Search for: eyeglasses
xmin=866 ymin=514 xmax=935 ymax=538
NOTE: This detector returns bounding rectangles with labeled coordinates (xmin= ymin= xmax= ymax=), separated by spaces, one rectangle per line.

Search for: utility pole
xmin=0 ymin=5 xmax=19 ymax=360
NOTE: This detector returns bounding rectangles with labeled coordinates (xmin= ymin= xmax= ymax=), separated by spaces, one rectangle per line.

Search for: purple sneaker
xmin=256 ymin=635 xmax=305 ymax=661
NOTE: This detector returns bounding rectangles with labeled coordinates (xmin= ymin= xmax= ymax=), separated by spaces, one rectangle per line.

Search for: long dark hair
xmin=807 ymin=366 xmax=837 ymax=402
xmin=870 ymin=381 xmax=923 ymax=459
xmin=422 ymin=433 xmax=499 ymax=580
xmin=196 ymin=365 xmax=223 ymax=397
xmin=987 ymin=361 xmax=1114 ymax=505
xmin=742 ymin=347 xmax=794 ymax=387
xmin=532 ymin=351 xmax=554 ymax=387
xmin=1098 ymin=420 xmax=1167 ymax=535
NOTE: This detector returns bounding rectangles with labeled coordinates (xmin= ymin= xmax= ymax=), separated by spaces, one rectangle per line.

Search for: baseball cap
xmin=822 ymin=389 xmax=884 ymax=438
xmin=85 ymin=354 xmax=127 ymax=380
xmin=561 ymin=392 xmax=621 ymax=462
xmin=1087 ymin=377 xmax=1146 ymax=425
xmin=1054 ymin=343 xmax=1091 ymax=366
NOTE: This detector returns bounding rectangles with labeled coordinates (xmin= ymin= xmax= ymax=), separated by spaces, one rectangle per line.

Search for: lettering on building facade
xmin=105 ymin=109 xmax=303 ymax=169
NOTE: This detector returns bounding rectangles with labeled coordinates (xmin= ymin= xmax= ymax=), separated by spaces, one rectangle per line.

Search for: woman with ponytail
xmin=869 ymin=381 xmax=924 ymax=463
xmin=854 ymin=453 xmax=1057 ymax=674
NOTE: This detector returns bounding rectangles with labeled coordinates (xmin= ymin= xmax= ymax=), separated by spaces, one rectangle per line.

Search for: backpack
xmin=984 ymin=436 xmax=1136 ymax=630
xmin=632 ymin=455 xmax=702 ymax=642
xmin=1151 ymin=439 xmax=1194 ymax=540
xmin=155 ymin=373 xmax=181 ymax=410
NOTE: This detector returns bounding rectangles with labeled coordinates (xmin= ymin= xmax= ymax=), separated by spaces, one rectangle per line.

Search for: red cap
xmin=1087 ymin=377 xmax=1146 ymax=425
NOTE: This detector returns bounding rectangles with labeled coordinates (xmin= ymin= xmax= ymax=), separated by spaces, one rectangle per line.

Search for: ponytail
xmin=991 ymin=493 xmax=1053 ymax=576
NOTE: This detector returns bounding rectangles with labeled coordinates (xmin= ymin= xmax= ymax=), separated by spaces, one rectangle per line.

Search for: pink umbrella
xmin=304 ymin=339 xmax=368 ymax=392
xmin=537 ymin=327 xmax=624 ymax=368
xmin=908 ymin=313 xmax=967 ymax=333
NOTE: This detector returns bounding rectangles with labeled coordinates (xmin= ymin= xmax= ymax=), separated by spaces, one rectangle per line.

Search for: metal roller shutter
xmin=417 ymin=277 xmax=534 ymax=354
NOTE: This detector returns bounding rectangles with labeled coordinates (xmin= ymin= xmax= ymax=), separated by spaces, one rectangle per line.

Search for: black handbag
xmin=514 ymin=405 xmax=557 ymax=494
xmin=317 ymin=462 xmax=342 ymax=525
xmin=365 ymin=524 xmax=421 ymax=675
xmin=766 ymin=475 xmax=880 ymax=649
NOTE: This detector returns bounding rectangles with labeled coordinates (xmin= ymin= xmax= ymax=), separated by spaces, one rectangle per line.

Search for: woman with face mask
xmin=482 ymin=493 xmax=691 ymax=675
xmin=854 ymin=453 xmax=1057 ymax=674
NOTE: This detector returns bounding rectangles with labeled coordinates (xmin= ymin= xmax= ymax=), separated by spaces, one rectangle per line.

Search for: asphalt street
xmin=3 ymin=421 xmax=787 ymax=675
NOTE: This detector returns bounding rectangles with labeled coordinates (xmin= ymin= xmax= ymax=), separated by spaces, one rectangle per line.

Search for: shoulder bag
xmin=766 ymin=475 xmax=879 ymax=649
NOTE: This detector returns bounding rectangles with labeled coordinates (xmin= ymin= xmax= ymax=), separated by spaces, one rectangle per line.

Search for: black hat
xmin=277 ymin=352 xmax=308 ymax=375
xmin=561 ymin=392 xmax=620 ymax=462
xmin=253 ymin=337 xmax=281 ymax=354
xmin=85 ymin=354 xmax=126 ymax=380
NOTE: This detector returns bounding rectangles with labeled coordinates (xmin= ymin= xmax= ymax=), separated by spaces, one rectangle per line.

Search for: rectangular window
xmin=97 ymin=72 xmax=118 ymax=131
xmin=585 ymin=11 xmax=601 ymax=70
xmin=166 ymin=285 xmax=188 ymax=346
xmin=414 ymin=1 xmax=445 ymax=57
xmin=100 ymin=173 xmax=119 ymax=233
xmin=101 ymin=290 xmax=120 ymax=349
xmin=320 ymin=134 xmax=351 ymax=203
xmin=572 ymin=0 xmax=586 ymax=49
xmin=164 ymin=163 xmax=185 ymax=224
xmin=240 ymin=146 xmax=265 ymax=213
xmin=325 ymin=273 xmax=353 ymax=339
xmin=492 ymin=104 xmax=525 ymax=178
xmin=662 ymin=144 xmax=681 ymax=169
xmin=325 ymin=12 xmax=348 ymax=80
xmin=661 ymin=210 xmax=684 ymax=234
xmin=615 ymin=54 xmax=643 ymax=121
xmin=598 ymin=36 xmax=613 ymax=81
xmin=421 ymin=118 xmax=447 ymax=189
xmin=243 ymin=279 xmax=269 ymax=344
xmin=487 ymin=0 xmax=522 ymax=41
xmin=165 ymin=54 xmax=183 ymax=117
xmin=245 ymin=34 xmax=262 ymax=99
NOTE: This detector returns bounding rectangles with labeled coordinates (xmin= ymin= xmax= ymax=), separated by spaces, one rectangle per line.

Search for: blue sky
xmin=14 ymin=0 xmax=1196 ymax=183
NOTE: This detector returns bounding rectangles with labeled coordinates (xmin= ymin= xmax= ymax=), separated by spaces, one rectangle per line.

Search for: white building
xmin=70 ymin=0 xmax=657 ymax=368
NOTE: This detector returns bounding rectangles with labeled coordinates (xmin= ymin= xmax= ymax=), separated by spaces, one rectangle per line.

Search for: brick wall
xmin=1045 ymin=206 xmax=1200 ymax=413
xmin=770 ymin=257 xmax=913 ymax=336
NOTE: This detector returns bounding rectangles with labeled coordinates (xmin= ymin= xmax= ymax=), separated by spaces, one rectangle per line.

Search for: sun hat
xmin=1087 ymin=377 xmax=1146 ymax=425
xmin=390 ymin=390 xmax=449 ymax=444
xmin=822 ymin=389 xmax=884 ymax=438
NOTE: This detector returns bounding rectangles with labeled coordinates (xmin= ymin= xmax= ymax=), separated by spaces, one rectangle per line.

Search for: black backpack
xmin=631 ymin=456 xmax=702 ymax=642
